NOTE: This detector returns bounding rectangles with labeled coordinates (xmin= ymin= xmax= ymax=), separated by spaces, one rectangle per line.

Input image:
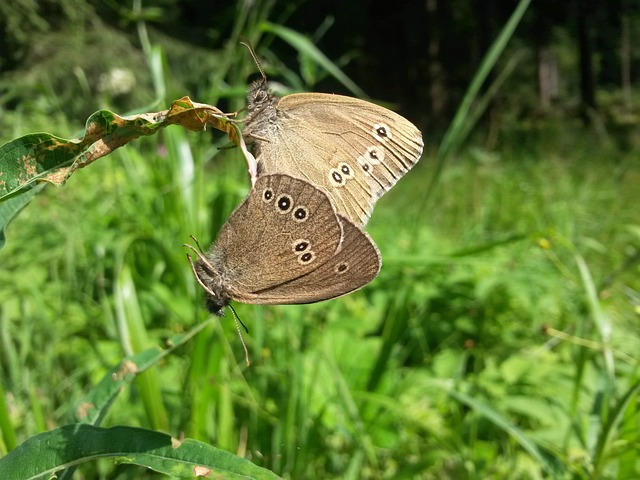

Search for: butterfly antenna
xmin=240 ymin=41 xmax=267 ymax=83
xmin=183 ymin=240 xmax=221 ymax=302
xmin=189 ymin=234 xmax=206 ymax=254
xmin=228 ymin=304 xmax=251 ymax=367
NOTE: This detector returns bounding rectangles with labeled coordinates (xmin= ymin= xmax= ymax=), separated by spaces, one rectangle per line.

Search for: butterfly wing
xmin=208 ymin=174 xmax=344 ymax=302
xmin=244 ymin=91 xmax=423 ymax=226
xmin=239 ymin=214 xmax=381 ymax=304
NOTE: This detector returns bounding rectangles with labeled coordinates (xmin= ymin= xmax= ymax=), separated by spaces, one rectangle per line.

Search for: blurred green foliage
xmin=1 ymin=0 xmax=639 ymax=478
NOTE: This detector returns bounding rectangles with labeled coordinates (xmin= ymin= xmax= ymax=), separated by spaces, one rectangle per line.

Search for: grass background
xmin=1 ymin=2 xmax=639 ymax=478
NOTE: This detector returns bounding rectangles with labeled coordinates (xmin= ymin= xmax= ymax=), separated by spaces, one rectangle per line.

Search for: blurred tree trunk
xmin=538 ymin=47 xmax=559 ymax=111
xmin=621 ymin=13 xmax=631 ymax=111
xmin=426 ymin=0 xmax=447 ymax=123
xmin=577 ymin=0 xmax=596 ymax=120
xmin=531 ymin=2 xmax=560 ymax=113
xmin=475 ymin=0 xmax=499 ymax=144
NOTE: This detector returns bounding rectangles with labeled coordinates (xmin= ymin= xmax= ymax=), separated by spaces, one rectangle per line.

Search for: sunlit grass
xmin=2 ymin=118 xmax=638 ymax=477
xmin=1 ymin=1 xmax=639 ymax=474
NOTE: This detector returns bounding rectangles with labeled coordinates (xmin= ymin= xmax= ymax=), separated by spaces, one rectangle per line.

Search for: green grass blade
xmin=421 ymin=0 xmax=533 ymax=213
xmin=0 ymin=378 xmax=17 ymax=453
xmin=70 ymin=319 xmax=215 ymax=426
xmin=575 ymin=253 xmax=615 ymax=378
xmin=114 ymin=264 xmax=168 ymax=431
xmin=259 ymin=21 xmax=367 ymax=97
xmin=438 ymin=0 xmax=532 ymax=161
xmin=591 ymin=381 xmax=640 ymax=477
xmin=448 ymin=388 xmax=560 ymax=474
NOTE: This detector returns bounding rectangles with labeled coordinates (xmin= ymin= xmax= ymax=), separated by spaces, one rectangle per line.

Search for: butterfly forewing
xmin=244 ymin=90 xmax=423 ymax=226
xmin=253 ymin=124 xmax=375 ymax=225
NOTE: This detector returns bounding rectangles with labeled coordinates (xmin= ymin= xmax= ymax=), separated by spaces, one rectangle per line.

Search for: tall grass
xmin=2 ymin=117 xmax=638 ymax=479
xmin=1 ymin=2 xmax=639 ymax=479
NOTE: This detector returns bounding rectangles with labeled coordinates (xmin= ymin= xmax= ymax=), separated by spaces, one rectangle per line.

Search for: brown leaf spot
xmin=22 ymin=154 xmax=38 ymax=177
xmin=41 ymin=168 xmax=71 ymax=186
xmin=193 ymin=466 xmax=211 ymax=477
xmin=111 ymin=359 xmax=138 ymax=381
xmin=75 ymin=402 xmax=95 ymax=419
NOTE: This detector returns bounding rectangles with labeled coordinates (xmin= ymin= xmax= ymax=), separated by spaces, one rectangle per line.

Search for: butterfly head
xmin=246 ymin=80 xmax=278 ymax=121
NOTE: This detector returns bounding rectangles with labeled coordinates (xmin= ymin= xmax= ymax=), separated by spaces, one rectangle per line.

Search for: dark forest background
xmin=2 ymin=0 xmax=639 ymax=139
xmin=1 ymin=1 xmax=639 ymax=479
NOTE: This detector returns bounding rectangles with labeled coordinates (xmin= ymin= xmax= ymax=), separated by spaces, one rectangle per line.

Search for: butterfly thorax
xmin=244 ymin=80 xmax=282 ymax=144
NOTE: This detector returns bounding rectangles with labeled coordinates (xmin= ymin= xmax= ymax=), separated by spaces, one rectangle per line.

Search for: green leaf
xmin=0 ymin=97 xmax=258 ymax=248
xmin=0 ymin=424 xmax=281 ymax=480
xmin=0 ymin=98 xmax=239 ymax=201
